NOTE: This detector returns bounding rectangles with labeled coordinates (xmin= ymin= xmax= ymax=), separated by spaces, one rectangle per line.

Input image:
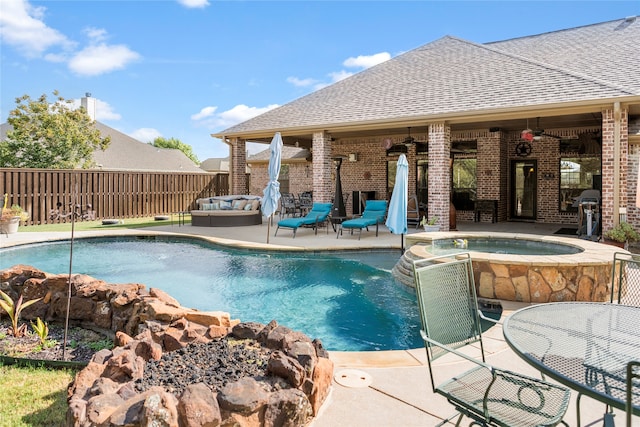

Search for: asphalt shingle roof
xmin=92 ymin=122 xmax=205 ymax=173
xmin=220 ymin=16 xmax=640 ymax=137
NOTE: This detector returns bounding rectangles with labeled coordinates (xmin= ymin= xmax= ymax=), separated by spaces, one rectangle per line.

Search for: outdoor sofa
xmin=191 ymin=195 xmax=262 ymax=227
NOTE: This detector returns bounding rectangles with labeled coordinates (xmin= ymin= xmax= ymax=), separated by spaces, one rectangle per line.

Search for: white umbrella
xmin=261 ymin=132 xmax=283 ymax=243
xmin=385 ymin=154 xmax=408 ymax=252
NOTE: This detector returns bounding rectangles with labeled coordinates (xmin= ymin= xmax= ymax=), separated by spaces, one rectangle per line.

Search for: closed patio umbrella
xmin=262 ymin=132 xmax=283 ymax=243
xmin=385 ymin=154 xmax=408 ymax=252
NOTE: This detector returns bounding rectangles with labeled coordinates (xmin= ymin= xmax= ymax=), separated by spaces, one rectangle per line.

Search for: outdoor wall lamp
xmin=348 ymin=153 xmax=358 ymax=162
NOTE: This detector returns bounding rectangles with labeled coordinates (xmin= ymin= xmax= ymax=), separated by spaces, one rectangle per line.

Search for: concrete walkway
xmin=1 ymin=219 xmax=634 ymax=426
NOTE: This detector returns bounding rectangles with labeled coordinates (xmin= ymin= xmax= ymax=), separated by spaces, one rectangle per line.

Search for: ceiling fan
xmin=532 ymin=117 xmax=561 ymax=140
xmin=402 ymin=127 xmax=416 ymax=145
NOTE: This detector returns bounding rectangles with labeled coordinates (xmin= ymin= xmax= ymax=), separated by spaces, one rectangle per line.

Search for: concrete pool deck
xmin=1 ymin=220 xmax=631 ymax=426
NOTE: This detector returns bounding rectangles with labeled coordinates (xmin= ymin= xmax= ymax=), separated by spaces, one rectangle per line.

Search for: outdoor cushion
xmin=276 ymin=202 xmax=332 ymax=238
xmin=201 ymin=202 xmax=219 ymax=211
xmin=233 ymin=200 xmax=248 ymax=210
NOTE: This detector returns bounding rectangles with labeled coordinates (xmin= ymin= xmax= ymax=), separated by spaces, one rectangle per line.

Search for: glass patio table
xmin=503 ymin=302 xmax=640 ymax=426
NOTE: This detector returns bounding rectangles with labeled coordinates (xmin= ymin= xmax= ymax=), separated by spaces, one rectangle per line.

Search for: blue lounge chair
xmin=275 ymin=202 xmax=332 ymax=238
xmin=337 ymin=200 xmax=388 ymax=239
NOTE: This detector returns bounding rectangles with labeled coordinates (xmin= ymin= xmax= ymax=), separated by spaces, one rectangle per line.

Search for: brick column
xmin=312 ymin=131 xmax=333 ymax=203
xmin=428 ymin=122 xmax=451 ymax=230
xmin=230 ymin=137 xmax=247 ymax=195
xmin=601 ymin=105 xmax=629 ymax=230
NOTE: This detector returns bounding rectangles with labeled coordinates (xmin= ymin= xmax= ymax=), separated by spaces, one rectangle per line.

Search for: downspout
xmin=613 ymin=102 xmax=621 ymax=226
xmin=222 ymin=136 xmax=233 ymax=193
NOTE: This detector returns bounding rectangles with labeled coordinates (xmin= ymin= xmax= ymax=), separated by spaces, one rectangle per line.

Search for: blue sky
xmin=1 ymin=1 xmax=638 ymax=162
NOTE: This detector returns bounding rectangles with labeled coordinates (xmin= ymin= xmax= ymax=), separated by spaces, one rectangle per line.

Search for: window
xmin=416 ymin=159 xmax=428 ymax=207
xmin=387 ymin=160 xmax=397 ymax=196
xmin=279 ymin=164 xmax=290 ymax=194
xmin=452 ymin=156 xmax=477 ymax=211
xmin=559 ymin=157 xmax=601 ymax=212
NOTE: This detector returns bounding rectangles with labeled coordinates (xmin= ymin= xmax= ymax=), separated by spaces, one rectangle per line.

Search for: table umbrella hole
xmin=334 ymin=369 xmax=373 ymax=388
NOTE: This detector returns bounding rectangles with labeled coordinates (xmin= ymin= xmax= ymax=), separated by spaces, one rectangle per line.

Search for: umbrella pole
xmin=267 ymin=214 xmax=271 ymax=244
xmin=401 ymin=234 xmax=404 ymax=253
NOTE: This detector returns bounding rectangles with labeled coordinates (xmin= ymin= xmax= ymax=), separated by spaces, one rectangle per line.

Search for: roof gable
xmin=219 ymin=17 xmax=640 ymax=137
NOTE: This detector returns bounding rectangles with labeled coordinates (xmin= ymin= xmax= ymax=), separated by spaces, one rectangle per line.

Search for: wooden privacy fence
xmin=1 ymin=168 xmax=230 ymax=226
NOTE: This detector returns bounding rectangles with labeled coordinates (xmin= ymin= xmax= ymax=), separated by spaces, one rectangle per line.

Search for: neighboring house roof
xmin=92 ymin=122 xmax=204 ymax=172
xmin=214 ymin=16 xmax=640 ymax=139
xmin=200 ymin=157 xmax=229 ymax=172
xmin=247 ymin=146 xmax=310 ymax=164
xmin=1 ymin=121 xmax=205 ymax=173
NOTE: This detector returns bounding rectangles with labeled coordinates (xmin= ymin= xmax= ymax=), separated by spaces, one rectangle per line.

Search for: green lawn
xmin=18 ymin=215 xmax=189 ymax=233
xmin=0 ymin=364 xmax=76 ymax=427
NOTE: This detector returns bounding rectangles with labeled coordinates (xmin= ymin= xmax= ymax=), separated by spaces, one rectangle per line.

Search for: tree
xmin=151 ymin=137 xmax=199 ymax=165
xmin=0 ymin=91 xmax=110 ymax=169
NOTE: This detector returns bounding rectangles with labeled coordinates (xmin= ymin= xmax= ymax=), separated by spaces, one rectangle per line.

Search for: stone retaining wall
xmin=0 ymin=265 xmax=333 ymax=427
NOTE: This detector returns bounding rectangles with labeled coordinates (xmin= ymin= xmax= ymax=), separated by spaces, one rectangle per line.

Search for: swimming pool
xmin=0 ymin=236 xmax=420 ymax=351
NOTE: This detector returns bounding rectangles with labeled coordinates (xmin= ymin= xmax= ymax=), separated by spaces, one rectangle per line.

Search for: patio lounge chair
xmin=275 ymin=202 xmax=332 ymax=238
xmin=413 ymin=252 xmax=570 ymax=427
xmin=337 ymin=200 xmax=387 ymax=239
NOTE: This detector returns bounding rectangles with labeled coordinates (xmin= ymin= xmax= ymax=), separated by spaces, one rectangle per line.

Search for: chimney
xmin=81 ymin=92 xmax=96 ymax=121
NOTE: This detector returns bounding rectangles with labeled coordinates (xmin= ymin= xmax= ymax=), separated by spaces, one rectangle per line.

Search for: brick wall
xmin=246 ymin=114 xmax=638 ymax=233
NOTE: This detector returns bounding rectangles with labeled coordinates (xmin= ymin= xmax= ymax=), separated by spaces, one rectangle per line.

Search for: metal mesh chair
xmin=578 ymin=252 xmax=640 ymax=425
xmin=611 ymin=252 xmax=640 ymax=307
xmin=626 ymin=361 xmax=640 ymax=427
xmin=413 ymin=253 xmax=570 ymax=427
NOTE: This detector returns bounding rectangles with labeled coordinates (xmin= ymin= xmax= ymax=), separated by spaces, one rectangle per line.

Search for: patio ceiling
xmin=248 ymin=110 xmax=606 ymax=149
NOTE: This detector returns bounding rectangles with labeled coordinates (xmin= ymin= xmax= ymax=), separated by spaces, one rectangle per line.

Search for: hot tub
xmin=396 ymin=232 xmax=625 ymax=303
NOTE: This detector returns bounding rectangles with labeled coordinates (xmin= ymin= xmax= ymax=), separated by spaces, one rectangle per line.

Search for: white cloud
xmin=68 ymin=43 xmax=140 ymax=76
xmin=343 ymin=52 xmax=390 ymax=69
xmin=177 ymin=0 xmax=210 ymax=9
xmin=192 ymin=104 xmax=279 ymax=129
xmin=84 ymin=27 xmax=108 ymax=43
xmin=191 ymin=106 xmax=217 ymax=121
xmin=0 ymin=0 xmax=74 ymax=57
xmin=286 ymin=76 xmax=319 ymax=87
xmin=130 ymin=128 xmax=162 ymax=143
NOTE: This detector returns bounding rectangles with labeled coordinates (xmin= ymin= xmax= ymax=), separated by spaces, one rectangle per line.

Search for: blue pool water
xmin=431 ymin=237 xmax=582 ymax=255
xmin=0 ymin=236 xmax=420 ymax=351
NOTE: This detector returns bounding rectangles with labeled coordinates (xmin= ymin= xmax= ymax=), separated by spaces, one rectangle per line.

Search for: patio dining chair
xmin=413 ymin=252 xmax=570 ymax=427
xmin=578 ymin=252 xmax=640 ymax=426
xmin=626 ymin=361 xmax=640 ymax=427
xmin=275 ymin=202 xmax=332 ymax=238
xmin=407 ymin=194 xmax=421 ymax=229
xmin=337 ymin=200 xmax=387 ymax=240
xmin=611 ymin=252 xmax=640 ymax=307
xmin=279 ymin=193 xmax=300 ymax=218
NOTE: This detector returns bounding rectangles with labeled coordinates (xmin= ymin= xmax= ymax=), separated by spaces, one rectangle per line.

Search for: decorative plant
xmin=31 ymin=317 xmax=50 ymax=346
xmin=1 ymin=201 xmax=30 ymax=222
xmin=603 ymin=222 xmax=640 ymax=244
xmin=420 ymin=215 xmax=439 ymax=227
xmin=0 ymin=290 xmax=42 ymax=337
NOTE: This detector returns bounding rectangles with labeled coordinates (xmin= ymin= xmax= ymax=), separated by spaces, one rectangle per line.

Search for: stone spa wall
xmin=398 ymin=233 xmax=624 ymax=303
xmin=0 ymin=265 xmax=333 ymax=427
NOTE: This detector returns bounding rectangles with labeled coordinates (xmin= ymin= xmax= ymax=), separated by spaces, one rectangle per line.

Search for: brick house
xmin=212 ymin=17 xmax=640 ymax=234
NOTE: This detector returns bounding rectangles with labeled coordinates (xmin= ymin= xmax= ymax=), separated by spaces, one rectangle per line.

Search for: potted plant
xmin=1 ymin=200 xmax=29 ymax=235
xmin=420 ymin=215 xmax=440 ymax=232
xmin=603 ymin=221 xmax=640 ymax=250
